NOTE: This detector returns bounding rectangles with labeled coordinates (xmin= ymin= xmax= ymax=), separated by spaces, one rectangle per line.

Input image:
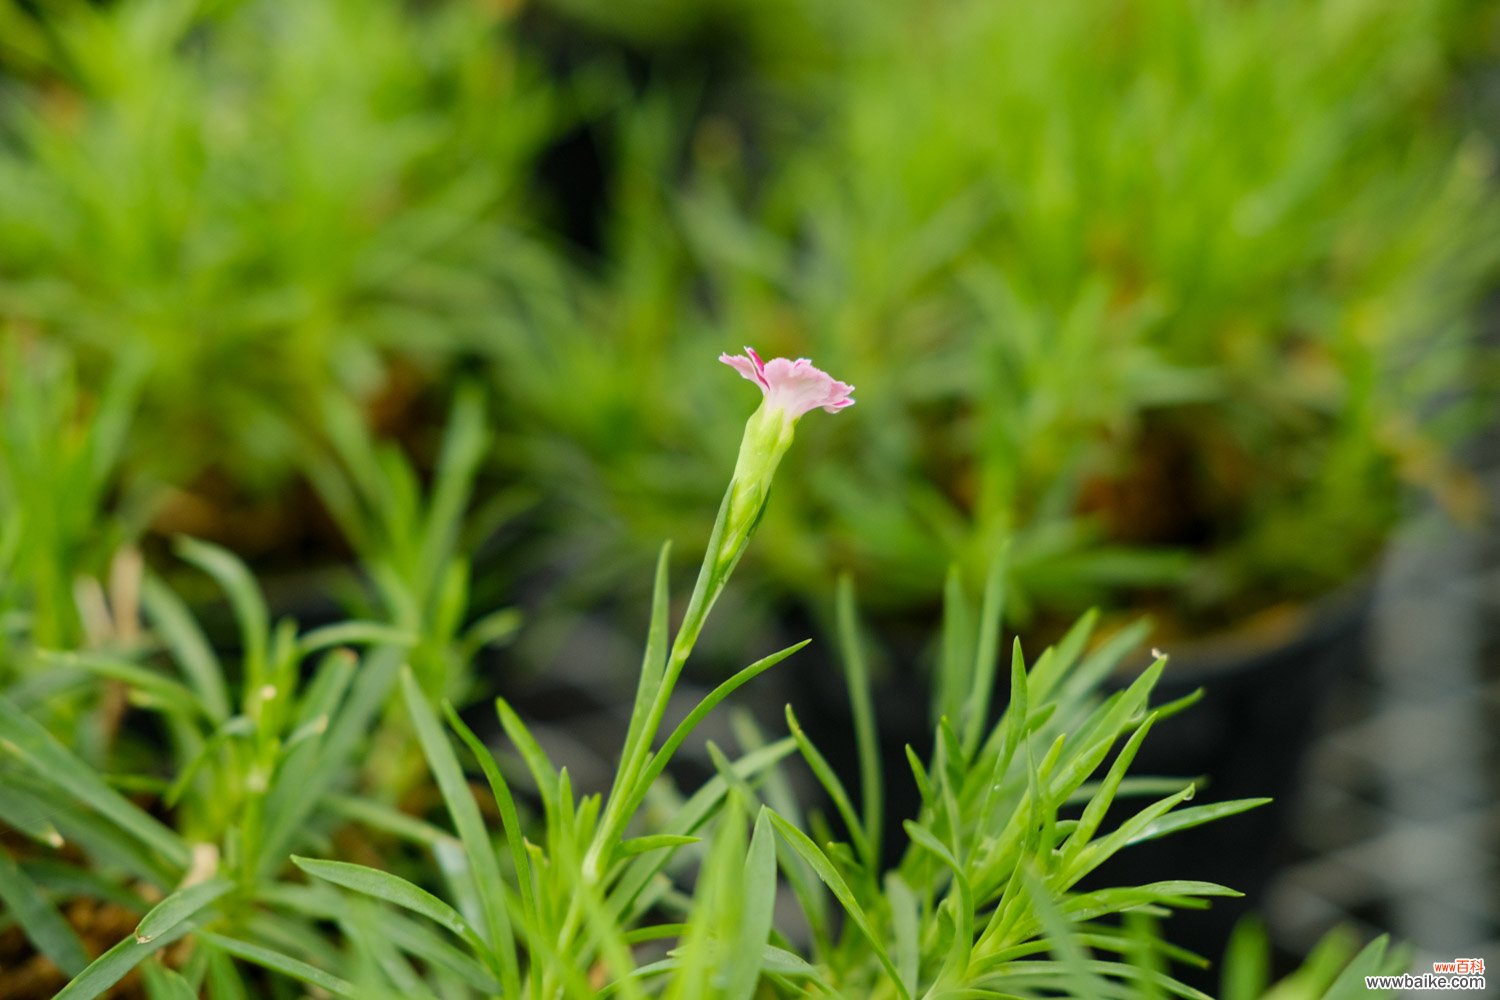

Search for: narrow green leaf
xmin=836 ymin=575 xmax=883 ymax=869
xmin=418 ymin=383 xmax=487 ymax=601
xmin=905 ymin=820 xmax=975 ymax=981
xmin=0 ymin=695 xmax=189 ymax=869
xmin=618 ymin=834 xmax=701 ymax=857
xmin=765 ymin=810 xmax=911 ymax=1000
xmin=0 ymin=781 xmax=65 ymax=847
xmin=198 ymin=931 xmax=359 ymax=998
xmin=1220 ymin=918 xmax=1270 ymax=1000
xmin=296 ymin=622 xmax=417 ymax=658
xmin=2 ymin=777 xmax=175 ymax=887
xmin=1127 ymin=798 xmax=1272 ymax=846
xmin=1060 ymin=619 xmax=1154 ymax=707
xmin=722 ymin=808 xmax=778 ymax=1000
xmin=325 ymin=791 xmax=447 ymax=851
xmin=0 ymin=846 xmax=88 ymax=975
xmin=141 ymin=962 xmax=198 ymax=1000
xmin=174 ymin=537 xmax=268 ymax=696
xmin=1063 ymin=714 xmax=1159 ymax=871
xmin=36 ymin=651 xmax=205 ymax=721
xmin=142 ymin=575 xmax=230 ymax=724
xmin=54 ymin=921 xmax=194 ymax=1000
xmin=617 ymin=543 xmax=673 ymax=790
xmin=1326 ymin=935 xmax=1403 ymax=1000
xmin=165 ymin=715 xmax=254 ymax=807
xmin=629 ymin=640 xmax=810 ymax=814
xmin=444 ymin=703 xmax=536 ymax=926
xmin=609 ymin=739 xmax=796 ymax=923
xmin=18 ymin=859 xmax=148 ymax=912
xmin=495 ymin=696 xmax=559 ymax=802
xmin=135 ymin=879 xmax=234 ymax=943
xmin=401 ymin=670 xmax=519 ymax=995
xmin=964 ymin=542 xmax=1009 ymax=757
xmin=1029 ymin=609 xmax=1098 ymax=703
xmin=785 ymin=703 xmax=873 ymax=868
xmin=1019 ymin=868 xmax=1111 ymax=1000
xmin=886 ymin=872 xmax=920 ymax=996
xmin=937 ymin=567 xmax=974 ymax=729
xmin=292 ymin=857 xmax=480 ymax=946
xmin=258 ymin=646 xmax=402 ymax=876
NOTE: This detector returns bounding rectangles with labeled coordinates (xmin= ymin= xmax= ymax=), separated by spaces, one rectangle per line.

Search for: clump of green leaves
xmin=0 ymin=534 xmax=418 ymax=997
xmin=0 ymin=0 xmax=554 ymax=494
xmin=171 ymin=542 xmax=1401 ymax=997
xmin=0 ymin=341 xmax=144 ymax=657
xmin=504 ymin=0 xmax=1500 ymax=630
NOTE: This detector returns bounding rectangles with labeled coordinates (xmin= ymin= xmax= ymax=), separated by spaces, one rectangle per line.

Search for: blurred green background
xmin=2 ymin=0 xmax=1498 ymax=660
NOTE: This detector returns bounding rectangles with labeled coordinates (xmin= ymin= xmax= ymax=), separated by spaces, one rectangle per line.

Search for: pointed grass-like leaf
xmin=1068 ymin=784 xmax=1197 ymax=879
xmin=1062 ymin=881 xmax=1242 ymax=924
xmin=141 ymin=962 xmax=198 ymax=1000
xmin=1028 ymin=609 xmax=1097 ymax=704
xmin=609 ymin=739 xmax=795 ymax=923
xmin=444 ymin=702 xmax=537 ymax=925
xmin=1057 ymin=618 xmax=1154 ymax=709
xmin=401 ymin=669 xmax=519 ymax=995
xmin=1220 ymin=918 xmax=1271 ymax=1000
xmin=2 ymin=776 xmax=176 ymax=887
xmin=766 ymin=809 xmax=911 ymax=1000
xmin=886 ymin=871 xmax=921 ymax=997
xmin=836 ymin=575 xmax=883 ymax=867
xmin=1325 ymin=935 xmax=1405 ymax=1000
xmin=292 ymin=857 xmax=484 ymax=950
xmin=963 ymin=542 xmax=1009 ymax=758
xmin=494 ymin=696 xmax=558 ymax=802
xmin=0 ymin=845 xmax=88 ymax=975
xmin=142 ymin=574 xmax=230 ymax=724
xmin=784 ymin=703 xmax=873 ymax=869
xmin=374 ymin=905 xmax=505 ymax=994
xmin=258 ymin=645 xmax=402 ymax=877
xmin=1018 ymin=868 xmax=1111 ymax=1000
xmin=0 ymin=695 xmax=189 ymax=869
xmin=1125 ymin=798 xmax=1272 ymax=846
xmin=618 ymin=834 xmax=701 ymax=857
xmin=134 ymin=878 xmax=233 ymax=943
xmin=198 ymin=931 xmax=359 ymax=998
xmin=937 ymin=567 xmax=975 ymax=732
xmin=418 ymin=383 xmax=487 ymax=597
xmin=627 ymin=640 xmax=810 ymax=816
xmin=618 ymin=543 xmax=673 ymax=792
xmin=905 ymin=820 xmax=976 ymax=983
xmin=720 ymin=808 xmax=778 ymax=1000
xmin=38 ymin=651 xmax=207 ymax=721
xmin=55 ymin=921 xmax=195 ymax=1000
xmin=174 ymin=537 xmax=268 ymax=697
xmin=1058 ymin=713 xmax=1158 ymax=880
xmin=19 ymin=859 xmax=148 ymax=912
xmin=0 ymin=780 xmax=65 ymax=847
xmin=164 ymin=715 xmax=254 ymax=807
xmin=296 ymin=621 xmax=417 ymax=658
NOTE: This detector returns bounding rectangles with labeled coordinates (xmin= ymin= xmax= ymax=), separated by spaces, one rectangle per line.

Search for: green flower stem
xmin=550 ymin=403 xmax=799 ymax=994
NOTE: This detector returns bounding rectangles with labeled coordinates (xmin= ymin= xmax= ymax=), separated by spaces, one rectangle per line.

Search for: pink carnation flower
xmin=719 ymin=346 xmax=855 ymax=419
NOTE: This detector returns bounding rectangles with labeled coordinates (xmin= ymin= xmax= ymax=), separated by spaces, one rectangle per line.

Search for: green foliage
xmin=0 ymin=2 xmax=1462 ymax=994
xmin=0 ymin=0 xmax=554 ymax=492
xmin=307 ymin=383 xmax=521 ymax=702
xmin=0 ymin=539 xmax=415 ymax=998
xmin=0 ymin=342 xmax=144 ymax=655
xmin=501 ymin=0 xmax=1500 ymax=628
xmin=193 ymin=533 xmax=1393 ymax=997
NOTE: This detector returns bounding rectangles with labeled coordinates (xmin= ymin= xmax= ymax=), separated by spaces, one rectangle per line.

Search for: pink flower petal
xmin=720 ymin=347 xmax=854 ymax=418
